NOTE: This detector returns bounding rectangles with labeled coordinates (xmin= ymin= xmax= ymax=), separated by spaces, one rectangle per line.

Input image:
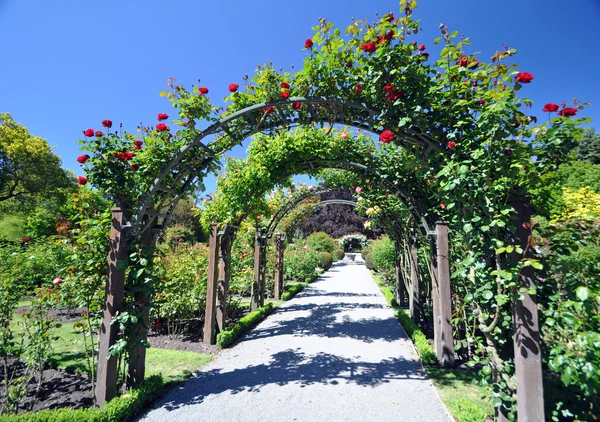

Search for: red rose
xmin=384 ymin=84 xmax=394 ymax=92
xmin=77 ymin=176 xmax=88 ymax=185
xmin=505 ymin=148 xmax=512 ymax=156
xmin=440 ymin=202 xmax=446 ymax=209
xmin=340 ymin=132 xmax=349 ymax=139
xmin=456 ymin=55 xmax=479 ymax=69
xmin=384 ymin=30 xmax=394 ymax=42
xmin=542 ymin=103 xmax=559 ymax=113
xmin=420 ymin=53 xmax=430 ymax=59
xmin=385 ymin=89 xmax=403 ymax=102
xmin=354 ymin=83 xmax=363 ymax=93
xmin=77 ymin=154 xmax=90 ymax=164
xmin=22 ymin=237 xmax=31 ymax=243
xmin=345 ymin=61 xmax=353 ymax=68
xmin=515 ymin=72 xmax=534 ymax=83
xmin=558 ymin=107 xmax=577 ymax=117
xmin=479 ymin=99 xmax=486 ymax=105
xmin=264 ymin=106 xmax=275 ymax=115
xmin=83 ymin=128 xmax=94 ymax=137
xmin=447 ymin=141 xmax=456 ymax=149
xmin=156 ymin=123 xmax=168 ymax=132
xmin=228 ymin=83 xmax=239 ymax=93
xmin=281 ymin=82 xmax=290 ymax=89
xmin=304 ymin=38 xmax=313 ymax=49
xmin=292 ymin=102 xmax=301 ymax=110
xmin=131 ymin=164 xmax=139 ymax=171
xmin=360 ymin=42 xmax=377 ymax=54
xmin=198 ymin=87 xmax=209 ymax=95
xmin=383 ymin=13 xmax=394 ymax=22
xmin=157 ymin=113 xmax=169 ymax=121
xmin=418 ymin=44 xmax=426 ymax=51
xmin=94 ymin=130 xmax=104 ymax=137
xmin=102 ymin=119 xmax=112 ymax=128
xmin=380 ymin=130 xmax=394 ymax=143
xmin=134 ymin=140 xmax=143 ymax=147
xmin=281 ymin=91 xmax=290 ymax=99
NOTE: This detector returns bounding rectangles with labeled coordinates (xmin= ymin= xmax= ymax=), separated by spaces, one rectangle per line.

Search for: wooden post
xmin=96 ymin=208 xmax=129 ymax=407
xmin=259 ymin=238 xmax=266 ymax=307
xmin=273 ymin=233 xmax=285 ymax=300
xmin=429 ymin=236 xmax=442 ymax=361
xmin=394 ymin=238 xmax=407 ymax=306
xmin=216 ymin=229 xmax=233 ymax=333
xmin=203 ymin=221 xmax=220 ymax=345
xmin=409 ymin=242 xmax=420 ymax=324
xmin=510 ymin=197 xmax=544 ymax=421
xmin=251 ymin=229 xmax=262 ymax=311
xmin=436 ymin=221 xmax=455 ymax=367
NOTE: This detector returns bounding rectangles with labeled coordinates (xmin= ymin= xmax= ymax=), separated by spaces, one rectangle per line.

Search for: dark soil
xmin=147 ymin=318 xmax=219 ymax=355
xmin=16 ymin=306 xmax=84 ymax=324
xmin=0 ymin=359 xmax=93 ymax=414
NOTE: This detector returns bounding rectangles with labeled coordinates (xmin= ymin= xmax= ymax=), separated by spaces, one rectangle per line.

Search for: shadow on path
xmin=159 ymin=348 xmax=425 ymax=412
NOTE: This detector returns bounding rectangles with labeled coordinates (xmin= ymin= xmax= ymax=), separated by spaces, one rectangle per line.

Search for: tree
xmin=301 ymin=189 xmax=368 ymax=238
xmin=0 ymin=113 xmax=74 ymax=206
xmin=169 ymin=197 xmax=206 ymax=242
xmin=576 ymin=127 xmax=600 ymax=164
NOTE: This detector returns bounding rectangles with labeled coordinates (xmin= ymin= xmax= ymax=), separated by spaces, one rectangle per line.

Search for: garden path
xmin=139 ymin=262 xmax=451 ymax=422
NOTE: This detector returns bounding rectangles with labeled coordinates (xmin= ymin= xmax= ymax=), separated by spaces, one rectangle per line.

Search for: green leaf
xmin=463 ymin=223 xmax=473 ymax=233
xmin=576 ymin=286 xmax=589 ymax=301
xmin=434 ymin=37 xmax=441 ymax=45
xmin=482 ymin=290 xmax=493 ymax=300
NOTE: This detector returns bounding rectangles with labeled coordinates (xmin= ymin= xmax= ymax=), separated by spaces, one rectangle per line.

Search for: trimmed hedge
xmin=333 ymin=249 xmax=345 ymax=260
xmin=318 ymin=252 xmax=332 ymax=270
xmin=281 ymin=283 xmax=306 ymax=301
xmin=216 ymin=302 xmax=275 ymax=348
xmin=371 ymin=272 xmax=437 ymax=366
xmin=0 ymin=375 xmax=164 ymax=422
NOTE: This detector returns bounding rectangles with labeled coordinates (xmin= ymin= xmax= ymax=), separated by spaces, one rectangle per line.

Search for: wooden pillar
xmin=510 ymin=197 xmax=544 ymax=421
xmin=251 ymin=229 xmax=263 ymax=311
xmin=96 ymin=208 xmax=129 ymax=407
xmin=273 ymin=233 xmax=285 ymax=300
xmin=394 ymin=239 xmax=407 ymax=306
xmin=409 ymin=242 xmax=420 ymax=324
xmin=429 ymin=236 xmax=442 ymax=361
xmin=216 ymin=230 xmax=233 ymax=333
xmin=203 ymin=221 xmax=220 ymax=345
xmin=436 ymin=221 xmax=455 ymax=368
xmin=259 ymin=239 xmax=266 ymax=307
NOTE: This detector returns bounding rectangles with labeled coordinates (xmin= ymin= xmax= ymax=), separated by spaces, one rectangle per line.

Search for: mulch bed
xmin=0 ymin=359 xmax=93 ymax=415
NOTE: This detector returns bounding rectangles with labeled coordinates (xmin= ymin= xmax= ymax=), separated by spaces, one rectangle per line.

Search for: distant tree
xmin=300 ymin=189 xmax=370 ymax=239
xmin=0 ymin=113 xmax=74 ymax=205
xmin=169 ymin=197 xmax=207 ymax=242
xmin=576 ymin=127 xmax=600 ymax=164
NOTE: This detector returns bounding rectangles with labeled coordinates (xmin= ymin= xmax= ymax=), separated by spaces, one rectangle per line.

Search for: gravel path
xmin=139 ymin=263 xmax=451 ymax=422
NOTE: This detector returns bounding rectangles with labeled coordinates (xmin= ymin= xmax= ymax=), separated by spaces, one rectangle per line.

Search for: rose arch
xmin=76 ymin=2 xmax=588 ymax=419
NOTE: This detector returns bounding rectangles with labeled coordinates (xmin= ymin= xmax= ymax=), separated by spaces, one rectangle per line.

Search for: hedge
xmin=216 ymin=302 xmax=275 ymax=348
xmin=0 ymin=375 xmax=164 ymax=422
xmin=371 ymin=272 xmax=437 ymax=366
xmin=281 ymin=283 xmax=306 ymax=301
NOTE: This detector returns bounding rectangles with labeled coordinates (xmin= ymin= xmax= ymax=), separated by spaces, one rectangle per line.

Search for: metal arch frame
xmin=229 ymin=159 xmax=435 ymax=237
xmin=133 ymin=96 xmax=444 ymax=237
xmin=264 ymin=197 xmax=405 ymax=241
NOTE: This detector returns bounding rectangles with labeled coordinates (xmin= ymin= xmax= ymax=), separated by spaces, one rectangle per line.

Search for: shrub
xmin=363 ymin=252 xmax=375 ymax=270
xmin=369 ymin=236 xmax=395 ymax=272
xmin=333 ymin=249 xmax=345 ymax=260
xmin=216 ymin=302 xmax=275 ymax=348
xmin=305 ymin=232 xmax=336 ymax=255
xmin=281 ymin=283 xmax=306 ymax=301
xmin=317 ymin=252 xmax=332 ymax=270
xmin=0 ymin=375 xmax=164 ymax=422
xmin=284 ymin=244 xmax=320 ymax=282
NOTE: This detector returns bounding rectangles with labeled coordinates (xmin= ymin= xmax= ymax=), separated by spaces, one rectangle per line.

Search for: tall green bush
xmin=305 ymin=232 xmax=336 ymax=255
xmin=317 ymin=252 xmax=333 ymax=271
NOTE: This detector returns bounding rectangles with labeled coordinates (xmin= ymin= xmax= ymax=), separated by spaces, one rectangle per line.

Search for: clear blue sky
xmin=1 ymin=0 xmax=599 ymax=194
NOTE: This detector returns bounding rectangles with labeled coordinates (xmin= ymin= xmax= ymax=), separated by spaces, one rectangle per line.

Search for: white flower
xmin=12 ymin=252 xmax=18 ymax=256
xmin=29 ymin=256 xmax=35 ymax=259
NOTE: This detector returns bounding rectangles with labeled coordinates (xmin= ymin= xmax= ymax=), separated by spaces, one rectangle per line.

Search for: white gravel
xmin=138 ymin=263 xmax=452 ymax=422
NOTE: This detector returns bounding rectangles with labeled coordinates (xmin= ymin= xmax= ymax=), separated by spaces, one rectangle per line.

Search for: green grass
xmin=426 ymin=368 xmax=493 ymax=421
xmin=234 ymin=297 xmax=282 ymax=309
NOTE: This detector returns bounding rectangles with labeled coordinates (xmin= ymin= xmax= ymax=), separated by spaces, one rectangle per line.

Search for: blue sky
xmin=1 ymin=0 xmax=599 ymax=194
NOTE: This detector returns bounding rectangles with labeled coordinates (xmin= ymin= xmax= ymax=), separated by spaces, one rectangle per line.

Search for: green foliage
xmin=317 ymin=252 xmax=332 ymax=270
xmin=216 ymin=303 xmax=275 ymax=348
xmin=576 ymin=127 xmax=600 ymax=164
xmin=0 ymin=215 xmax=25 ymax=242
xmin=0 ymin=375 xmax=164 ymax=422
xmin=395 ymin=309 xmax=437 ymax=366
xmin=372 ymin=273 xmax=397 ymax=307
xmin=281 ymin=283 xmax=306 ymax=301
xmin=0 ymin=113 xmax=74 ymax=206
xmin=536 ymin=218 xmax=600 ymax=420
xmin=283 ymin=243 xmax=320 ymax=282
xmin=305 ymin=232 xmax=336 ymax=255
xmin=333 ymin=249 xmax=345 ymax=260
xmin=369 ymin=236 xmax=396 ymax=285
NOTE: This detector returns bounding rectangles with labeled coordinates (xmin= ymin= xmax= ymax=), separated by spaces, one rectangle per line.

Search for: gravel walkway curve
xmin=139 ymin=263 xmax=451 ymax=422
